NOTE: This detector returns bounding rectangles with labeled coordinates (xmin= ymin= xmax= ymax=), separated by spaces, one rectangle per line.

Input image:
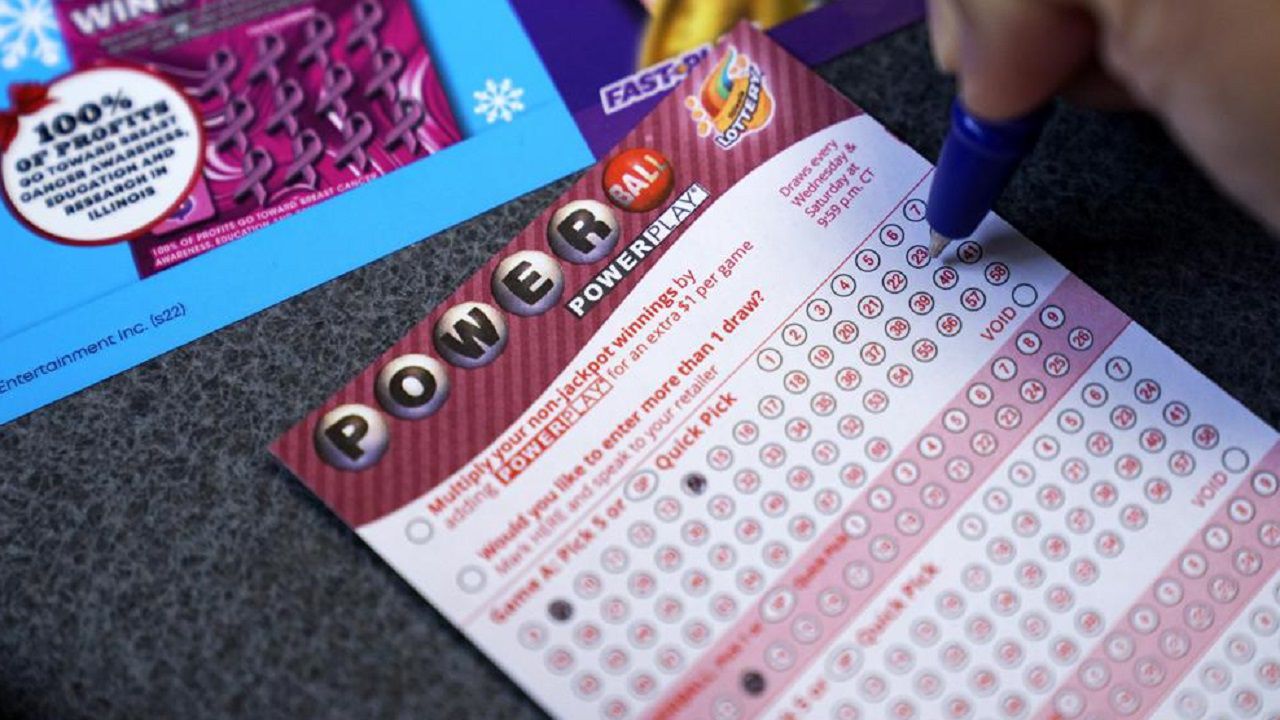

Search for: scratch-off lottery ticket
xmin=271 ymin=24 xmax=1280 ymax=720
xmin=54 ymin=0 xmax=460 ymax=276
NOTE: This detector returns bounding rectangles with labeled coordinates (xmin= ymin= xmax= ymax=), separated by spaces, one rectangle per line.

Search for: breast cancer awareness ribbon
xmin=234 ymin=147 xmax=274 ymax=205
xmin=195 ymin=48 xmax=239 ymax=101
xmin=363 ymin=46 xmax=402 ymax=101
xmin=346 ymin=0 xmax=384 ymax=54
xmin=266 ymin=79 xmax=305 ymax=136
xmin=297 ymin=13 xmax=335 ymax=68
xmin=333 ymin=112 xmax=372 ymax=171
xmin=316 ymin=63 xmax=353 ymax=118
xmin=0 ymin=83 xmax=53 ymax=153
xmin=282 ymin=129 xmax=324 ymax=187
xmin=214 ymin=96 xmax=256 ymax=153
xmin=382 ymin=97 xmax=423 ymax=154
xmin=248 ymin=33 xmax=286 ymax=85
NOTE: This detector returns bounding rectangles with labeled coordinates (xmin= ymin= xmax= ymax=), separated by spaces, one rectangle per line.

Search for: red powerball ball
xmin=602 ymin=148 xmax=674 ymax=213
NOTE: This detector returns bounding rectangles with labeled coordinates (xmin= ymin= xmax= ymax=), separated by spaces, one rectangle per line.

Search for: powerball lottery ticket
xmin=271 ymin=24 xmax=1280 ymax=720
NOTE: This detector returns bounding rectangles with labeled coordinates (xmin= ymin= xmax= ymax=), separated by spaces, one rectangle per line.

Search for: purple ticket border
xmin=512 ymin=0 xmax=924 ymax=157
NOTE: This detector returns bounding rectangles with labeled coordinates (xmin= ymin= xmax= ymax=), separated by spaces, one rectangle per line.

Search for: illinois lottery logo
xmin=685 ymin=46 xmax=773 ymax=149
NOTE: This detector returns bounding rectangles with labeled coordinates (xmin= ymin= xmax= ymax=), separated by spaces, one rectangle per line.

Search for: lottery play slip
xmin=272 ymin=25 xmax=1280 ymax=720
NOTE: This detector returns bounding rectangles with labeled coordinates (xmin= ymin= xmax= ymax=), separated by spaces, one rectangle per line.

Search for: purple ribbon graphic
xmin=316 ymin=64 xmax=354 ymax=118
xmin=248 ymin=33 xmax=286 ymax=85
xmin=214 ymin=96 xmax=257 ymax=153
xmin=266 ymin=79 xmax=305 ymax=137
xmin=298 ymin=13 xmax=336 ymax=68
xmin=234 ymin=147 xmax=275 ymax=206
xmin=364 ymin=46 xmax=403 ymax=101
xmin=172 ymin=196 xmax=195 ymax=221
xmin=334 ymin=112 xmax=373 ymax=171
xmin=382 ymin=97 xmax=423 ymax=153
xmin=347 ymin=0 xmax=385 ymax=54
xmin=195 ymin=48 xmax=238 ymax=101
xmin=283 ymin=129 xmax=325 ymax=187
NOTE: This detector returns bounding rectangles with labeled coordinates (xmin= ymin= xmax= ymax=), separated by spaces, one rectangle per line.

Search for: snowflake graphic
xmin=473 ymin=78 xmax=524 ymax=124
xmin=0 ymin=0 xmax=62 ymax=70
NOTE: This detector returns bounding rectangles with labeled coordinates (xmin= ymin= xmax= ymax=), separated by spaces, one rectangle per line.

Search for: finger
xmin=953 ymin=0 xmax=1099 ymax=120
xmin=1089 ymin=0 xmax=1280 ymax=231
xmin=926 ymin=0 xmax=963 ymax=72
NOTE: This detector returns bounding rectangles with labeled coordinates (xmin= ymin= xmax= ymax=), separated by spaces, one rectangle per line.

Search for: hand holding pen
xmin=924 ymin=0 xmax=1280 ymax=254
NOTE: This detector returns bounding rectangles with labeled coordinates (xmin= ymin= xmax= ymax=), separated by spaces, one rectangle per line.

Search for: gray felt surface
xmin=2 ymin=23 xmax=1278 ymax=720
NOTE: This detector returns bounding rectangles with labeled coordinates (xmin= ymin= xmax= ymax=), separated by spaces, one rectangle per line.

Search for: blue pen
xmin=926 ymin=100 xmax=1054 ymax=257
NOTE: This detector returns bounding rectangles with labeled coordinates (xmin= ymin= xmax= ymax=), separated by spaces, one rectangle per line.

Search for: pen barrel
xmin=927 ymin=101 xmax=1051 ymax=240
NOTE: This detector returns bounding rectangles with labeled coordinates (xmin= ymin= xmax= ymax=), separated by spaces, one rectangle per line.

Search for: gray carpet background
xmin=2 ymin=23 xmax=1278 ymax=720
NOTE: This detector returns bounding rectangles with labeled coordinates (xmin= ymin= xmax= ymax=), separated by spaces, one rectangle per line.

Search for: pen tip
xmin=928 ymin=230 xmax=952 ymax=259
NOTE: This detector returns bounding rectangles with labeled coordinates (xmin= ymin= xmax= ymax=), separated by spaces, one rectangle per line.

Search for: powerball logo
xmin=686 ymin=46 xmax=773 ymax=149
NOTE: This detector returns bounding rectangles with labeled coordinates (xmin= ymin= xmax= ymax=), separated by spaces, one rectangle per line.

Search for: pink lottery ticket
xmin=54 ymin=0 xmax=461 ymax=276
xmin=272 ymin=24 xmax=1280 ymax=720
